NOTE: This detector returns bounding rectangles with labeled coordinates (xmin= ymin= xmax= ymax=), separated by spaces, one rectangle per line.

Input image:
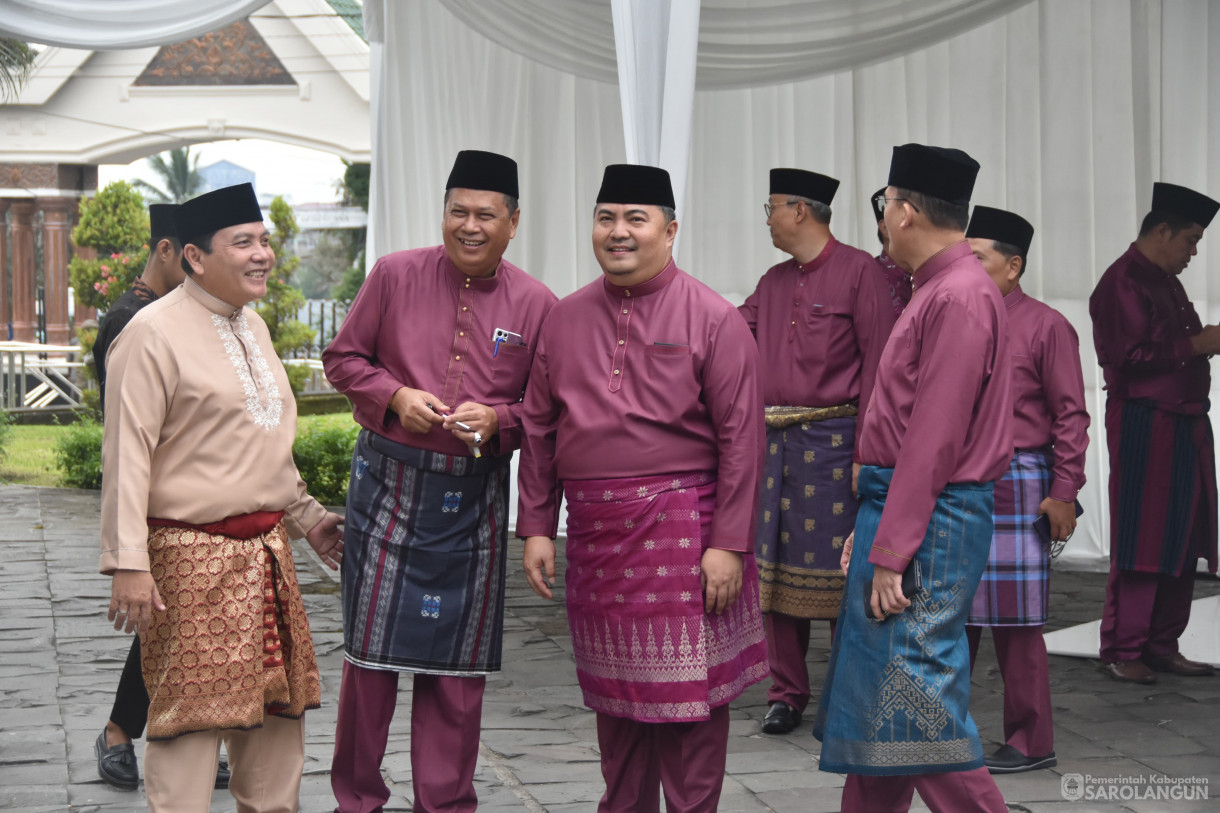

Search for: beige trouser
xmin=144 ymin=714 xmax=305 ymax=813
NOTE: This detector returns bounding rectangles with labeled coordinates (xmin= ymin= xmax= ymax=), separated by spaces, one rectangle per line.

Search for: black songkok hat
xmin=769 ymin=168 xmax=839 ymax=206
xmin=446 ymin=150 xmax=519 ymax=199
xmin=966 ymin=206 xmax=1034 ymax=258
xmin=1150 ymin=182 xmax=1219 ymax=229
xmin=870 ymin=186 xmax=887 ymax=222
xmin=173 ymin=183 xmax=263 ymax=246
xmin=148 ymin=204 xmax=179 ymax=244
xmin=596 ymin=164 xmax=676 ymax=210
xmin=887 ymin=143 xmax=980 ymax=206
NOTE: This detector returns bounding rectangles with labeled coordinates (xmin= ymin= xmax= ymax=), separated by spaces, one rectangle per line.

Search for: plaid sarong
xmin=967 ymin=449 xmax=1052 ymax=626
xmin=815 ymin=465 xmax=993 ymax=775
xmin=342 ymin=429 xmax=511 ymax=675
xmin=563 ymin=473 xmax=768 ymax=723
xmin=756 ymin=414 xmax=857 ymax=619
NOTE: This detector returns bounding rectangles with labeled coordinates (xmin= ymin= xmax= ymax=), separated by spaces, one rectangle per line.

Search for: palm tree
xmin=0 ymin=39 xmax=36 ymax=102
xmin=134 ymin=147 xmax=206 ymax=204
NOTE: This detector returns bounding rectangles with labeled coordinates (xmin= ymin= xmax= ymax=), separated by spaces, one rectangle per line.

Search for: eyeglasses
xmin=872 ymin=192 xmax=921 ymax=214
xmin=763 ymin=200 xmax=799 ymax=218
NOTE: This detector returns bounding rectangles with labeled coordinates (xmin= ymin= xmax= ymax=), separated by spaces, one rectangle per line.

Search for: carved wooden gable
xmin=135 ymin=20 xmax=294 ymax=86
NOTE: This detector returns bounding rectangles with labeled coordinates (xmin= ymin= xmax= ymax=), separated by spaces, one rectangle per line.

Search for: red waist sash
xmin=147 ymin=510 xmax=285 ymax=539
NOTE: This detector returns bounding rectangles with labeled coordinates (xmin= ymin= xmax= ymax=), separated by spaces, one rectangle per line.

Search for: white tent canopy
xmin=5 ymin=1 xmax=1220 ymax=569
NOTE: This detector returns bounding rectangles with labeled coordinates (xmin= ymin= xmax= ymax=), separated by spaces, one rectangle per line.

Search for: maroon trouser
xmin=841 ymin=767 xmax=1006 ymax=812
xmin=764 ymin=613 xmax=835 ymax=713
xmin=1099 ymin=564 xmax=1196 ymax=663
xmin=595 ymin=705 xmax=730 ymax=813
xmin=966 ymin=625 xmax=1054 ymax=757
xmin=331 ymin=661 xmax=486 ymax=813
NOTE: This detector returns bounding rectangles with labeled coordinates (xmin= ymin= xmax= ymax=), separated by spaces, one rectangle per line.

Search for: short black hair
xmin=1139 ymin=210 xmax=1197 ymax=238
xmin=444 ymin=189 xmax=519 ymax=217
xmin=990 ymin=239 xmax=1028 ymax=277
xmin=181 ymin=231 xmax=215 ymax=277
xmin=895 ymin=187 xmax=969 ymax=231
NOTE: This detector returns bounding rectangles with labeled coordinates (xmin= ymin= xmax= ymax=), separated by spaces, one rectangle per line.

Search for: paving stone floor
xmin=1 ymin=485 xmax=1217 ymax=812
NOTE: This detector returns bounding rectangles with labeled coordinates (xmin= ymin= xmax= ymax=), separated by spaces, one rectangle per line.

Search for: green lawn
xmin=0 ymin=411 xmax=357 ymax=488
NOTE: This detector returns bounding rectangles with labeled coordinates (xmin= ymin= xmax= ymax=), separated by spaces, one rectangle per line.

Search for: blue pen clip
xmin=493 ymin=336 xmax=505 ymax=357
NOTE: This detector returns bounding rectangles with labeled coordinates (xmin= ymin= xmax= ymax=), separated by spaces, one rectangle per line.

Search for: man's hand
xmin=870 ymin=565 xmax=911 ymax=619
xmin=389 ymin=387 xmax=449 ymax=433
xmin=443 ymin=402 xmax=500 ymax=449
xmin=1190 ymin=325 xmax=1220 ymax=356
xmin=1037 ymin=497 xmax=1076 ymax=544
xmin=701 ymin=548 xmax=743 ymax=614
xmin=109 ymin=570 xmax=165 ymax=637
xmin=306 ymin=512 xmax=344 ymax=570
xmin=523 ymin=536 xmax=556 ymax=599
xmin=852 ymin=462 xmax=862 ymax=498
xmin=840 ymin=530 xmax=854 ymax=575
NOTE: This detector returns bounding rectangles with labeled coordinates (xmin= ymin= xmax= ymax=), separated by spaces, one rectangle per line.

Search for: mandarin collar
xmin=1003 ymin=283 xmax=1027 ymax=310
xmin=184 ymin=276 xmax=244 ymax=318
xmin=441 ymin=251 xmax=502 ymax=292
xmin=603 ymin=259 xmax=679 ymax=300
xmin=797 ymin=236 xmax=838 ymax=274
xmin=1125 ymin=243 xmax=1168 ymax=279
xmin=912 ymin=240 xmax=972 ymax=290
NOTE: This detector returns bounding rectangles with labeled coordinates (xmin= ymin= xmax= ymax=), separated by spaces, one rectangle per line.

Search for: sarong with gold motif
xmin=814 ymin=465 xmax=992 ymax=775
xmin=563 ymin=473 xmax=768 ymax=723
xmin=757 ymin=406 xmax=857 ymax=619
xmin=141 ymin=520 xmax=321 ymax=740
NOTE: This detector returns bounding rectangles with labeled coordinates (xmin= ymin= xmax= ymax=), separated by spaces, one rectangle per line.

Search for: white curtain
xmin=367 ymin=0 xmax=1220 ymax=567
xmin=0 ymin=0 xmax=271 ymax=49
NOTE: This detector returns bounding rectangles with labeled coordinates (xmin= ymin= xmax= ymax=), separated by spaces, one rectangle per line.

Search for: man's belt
xmin=764 ymin=404 xmax=858 ymax=428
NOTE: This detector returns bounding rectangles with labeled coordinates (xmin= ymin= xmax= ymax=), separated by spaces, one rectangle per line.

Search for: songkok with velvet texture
xmin=1150 ymin=182 xmax=1218 ymax=228
xmin=173 ymin=184 xmax=263 ymax=246
xmin=446 ymin=150 xmax=519 ymax=199
xmin=148 ymin=204 xmax=179 ymax=245
xmin=966 ymin=206 xmax=1034 ymax=257
xmin=770 ymin=169 xmax=839 ymax=205
xmin=887 ymin=143 xmax=980 ymax=206
xmin=596 ymin=164 xmax=676 ymax=209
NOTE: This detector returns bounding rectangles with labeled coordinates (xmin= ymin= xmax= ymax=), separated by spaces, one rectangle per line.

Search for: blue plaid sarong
xmin=968 ymin=449 xmax=1052 ymax=626
xmin=341 ymin=429 xmax=511 ymax=675
xmin=814 ymin=465 xmax=993 ymax=775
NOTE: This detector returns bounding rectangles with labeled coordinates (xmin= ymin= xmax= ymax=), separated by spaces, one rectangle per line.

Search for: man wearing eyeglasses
xmin=964 ymin=206 xmax=1089 ymax=775
xmin=815 ymin=144 xmax=1011 ymax=812
xmin=738 ymin=169 xmax=896 ymax=736
xmin=870 ymin=186 xmax=912 ymax=317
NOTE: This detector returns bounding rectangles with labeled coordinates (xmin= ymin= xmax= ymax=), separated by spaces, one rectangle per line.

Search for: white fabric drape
xmin=438 ymin=0 xmax=1030 ymax=90
xmin=0 ymin=0 xmax=272 ymax=49
xmin=611 ymin=0 xmax=701 ymax=222
xmin=368 ymin=0 xmax=1220 ymax=568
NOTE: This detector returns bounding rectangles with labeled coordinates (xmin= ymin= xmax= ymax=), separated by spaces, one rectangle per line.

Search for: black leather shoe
xmin=95 ymin=729 xmax=138 ymax=790
xmin=761 ymin=701 xmax=802 ymax=734
xmin=984 ymin=744 xmax=1057 ymax=774
xmin=215 ymin=758 xmax=231 ymax=789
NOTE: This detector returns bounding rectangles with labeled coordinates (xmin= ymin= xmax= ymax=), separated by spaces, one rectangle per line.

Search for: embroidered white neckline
xmin=211 ymin=312 xmax=283 ymax=430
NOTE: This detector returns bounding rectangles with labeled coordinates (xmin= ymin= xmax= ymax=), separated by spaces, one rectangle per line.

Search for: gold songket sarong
xmin=141 ymin=522 xmax=321 ymax=740
xmin=763 ymin=404 xmax=858 ymax=429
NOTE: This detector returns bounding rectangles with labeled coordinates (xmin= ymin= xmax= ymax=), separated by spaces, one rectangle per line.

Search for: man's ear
xmin=182 ymin=243 xmax=206 ymax=276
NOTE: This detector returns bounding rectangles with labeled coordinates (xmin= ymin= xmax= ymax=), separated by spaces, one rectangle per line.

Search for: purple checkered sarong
xmin=968 ymin=449 xmax=1052 ymax=626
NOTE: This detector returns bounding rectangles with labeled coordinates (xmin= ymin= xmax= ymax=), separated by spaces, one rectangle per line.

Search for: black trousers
xmin=109 ymin=636 xmax=149 ymax=740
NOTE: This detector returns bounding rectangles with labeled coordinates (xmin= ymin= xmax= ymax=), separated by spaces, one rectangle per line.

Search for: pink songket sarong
xmin=563 ymin=473 xmax=767 ymax=723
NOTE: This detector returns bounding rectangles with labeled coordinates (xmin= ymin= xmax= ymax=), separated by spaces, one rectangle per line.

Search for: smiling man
xmin=518 ymin=164 xmax=767 ymax=812
xmin=100 ymin=183 xmax=344 ymax=811
xmin=322 ymin=150 xmax=556 ymax=813
xmin=1089 ymin=182 xmax=1220 ymax=685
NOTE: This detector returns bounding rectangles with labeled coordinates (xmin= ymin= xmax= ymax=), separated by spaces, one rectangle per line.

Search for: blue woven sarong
xmin=341 ymin=429 xmax=511 ymax=675
xmin=814 ymin=465 xmax=993 ymax=775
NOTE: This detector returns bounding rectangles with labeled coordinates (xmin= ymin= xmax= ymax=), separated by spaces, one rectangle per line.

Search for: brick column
xmin=38 ymin=196 xmax=76 ymax=346
xmin=0 ymin=199 xmax=10 ymax=339
xmin=9 ymin=200 xmax=37 ymax=343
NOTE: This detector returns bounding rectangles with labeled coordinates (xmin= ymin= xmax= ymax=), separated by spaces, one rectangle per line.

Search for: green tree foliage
xmin=0 ymin=39 xmax=36 ymax=102
xmin=68 ymin=182 xmax=150 ymax=310
xmin=334 ymin=160 xmax=371 ymax=303
xmin=257 ymin=197 xmax=315 ymax=394
xmin=134 ymin=146 xmax=205 ymax=204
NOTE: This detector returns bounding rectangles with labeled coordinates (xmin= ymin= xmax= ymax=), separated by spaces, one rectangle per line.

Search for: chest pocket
xmin=492 ymin=342 xmax=533 ymax=393
xmin=642 ymin=344 xmax=698 ymax=404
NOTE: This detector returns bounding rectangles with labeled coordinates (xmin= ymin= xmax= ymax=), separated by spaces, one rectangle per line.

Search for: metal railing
xmin=1 ymin=341 xmax=85 ymax=411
